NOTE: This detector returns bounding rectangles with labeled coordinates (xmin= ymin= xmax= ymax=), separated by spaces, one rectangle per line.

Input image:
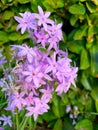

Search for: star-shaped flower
xmin=0 ymin=115 xmax=12 ymax=127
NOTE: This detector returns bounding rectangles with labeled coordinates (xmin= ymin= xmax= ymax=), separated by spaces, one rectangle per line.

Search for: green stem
xmin=29 ymin=116 xmax=32 ymax=130
xmin=16 ymin=112 xmax=19 ymax=130
xmin=20 ymin=117 xmax=28 ymax=130
xmin=12 ymin=114 xmax=15 ymax=129
xmin=33 ymin=119 xmax=37 ymax=130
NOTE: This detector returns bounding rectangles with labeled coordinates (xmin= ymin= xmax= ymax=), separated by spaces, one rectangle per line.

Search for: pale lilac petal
xmin=33 ymin=78 xmax=40 ymax=87
xmin=45 ymin=66 xmax=52 ymax=73
xmin=22 ymin=71 xmax=31 ymax=76
xmin=21 ymin=25 xmax=27 ymax=34
xmin=25 ymin=76 xmax=32 ymax=83
xmin=16 ymin=24 xmax=23 ymax=31
xmin=14 ymin=16 xmax=22 ymax=23
xmin=33 ymin=113 xmax=38 ymax=121
xmin=38 ymin=6 xmax=44 ymax=15
xmin=27 ymin=54 xmax=33 ymax=63
xmin=45 ymin=12 xmax=51 ymax=17
xmin=44 ymin=74 xmax=52 ymax=81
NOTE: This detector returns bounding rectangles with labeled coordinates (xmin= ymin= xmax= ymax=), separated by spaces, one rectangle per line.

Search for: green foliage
xmin=53 ymin=119 xmax=62 ymax=130
xmin=1 ymin=0 xmax=98 ymax=129
xmin=69 ymin=3 xmax=86 ymax=15
xmin=75 ymin=119 xmax=93 ymax=130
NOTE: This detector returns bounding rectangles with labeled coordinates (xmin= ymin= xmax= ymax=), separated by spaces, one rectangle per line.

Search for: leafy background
xmin=1 ymin=0 xmax=98 ymax=129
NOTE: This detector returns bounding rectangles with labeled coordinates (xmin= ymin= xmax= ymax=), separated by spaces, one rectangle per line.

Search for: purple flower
xmin=34 ymin=28 xmax=49 ymax=48
xmin=47 ymin=36 xmax=59 ymax=51
xmin=35 ymin=6 xmax=54 ymax=31
xmin=25 ymin=92 xmax=34 ymax=106
xmin=73 ymin=106 xmax=78 ymax=111
xmin=0 ymin=57 xmax=6 ymax=66
xmin=69 ymin=67 xmax=78 ymax=87
xmin=66 ymin=105 xmax=71 ymax=113
xmin=26 ymin=97 xmax=49 ymax=120
xmin=56 ymin=58 xmax=72 ymax=81
xmin=48 ymin=22 xmax=63 ymax=41
xmin=14 ymin=12 xmax=37 ymax=34
xmin=0 ymin=115 xmax=12 ymax=127
xmin=56 ymin=78 xmax=70 ymax=95
xmin=40 ymin=84 xmax=53 ymax=102
xmin=72 ymin=119 xmax=76 ymax=125
xmin=45 ymin=52 xmax=57 ymax=74
xmin=12 ymin=44 xmax=36 ymax=63
xmin=69 ymin=114 xmax=74 ymax=119
xmin=22 ymin=65 xmax=44 ymax=88
xmin=6 ymin=91 xmax=26 ymax=111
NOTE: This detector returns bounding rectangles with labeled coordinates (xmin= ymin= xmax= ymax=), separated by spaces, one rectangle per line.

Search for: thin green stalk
xmin=20 ymin=117 xmax=28 ymax=130
xmin=12 ymin=114 xmax=15 ymax=129
xmin=33 ymin=119 xmax=37 ymax=130
xmin=29 ymin=116 xmax=32 ymax=130
xmin=16 ymin=112 xmax=19 ymax=130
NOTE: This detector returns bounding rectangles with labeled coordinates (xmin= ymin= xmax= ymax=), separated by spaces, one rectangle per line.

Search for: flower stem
xmin=16 ymin=112 xmax=19 ymax=130
xmin=33 ymin=119 xmax=37 ymax=130
xmin=29 ymin=116 xmax=32 ymax=130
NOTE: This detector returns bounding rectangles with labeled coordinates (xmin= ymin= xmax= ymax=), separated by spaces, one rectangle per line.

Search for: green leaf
xmin=90 ymin=45 xmax=98 ymax=77
xmin=74 ymin=25 xmax=87 ymax=40
xmin=3 ymin=11 xmax=14 ymax=20
xmin=79 ymin=0 xmax=86 ymax=1
xmin=17 ymin=0 xmax=29 ymax=4
xmin=67 ymin=40 xmax=84 ymax=54
xmin=60 ymin=93 xmax=69 ymax=105
xmin=52 ymin=93 xmax=60 ymax=118
xmin=95 ymin=100 xmax=98 ymax=112
xmin=75 ymin=119 xmax=93 ymax=130
xmin=91 ymin=80 xmax=98 ymax=100
xmin=68 ymin=29 xmax=77 ymax=40
xmin=81 ymin=72 xmax=92 ymax=90
xmin=57 ymin=0 xmax=64 ymax=8
xmin=91 ymin=80 xmax=98 ymax=112
xmin=85 ymin=97 xmax=94 ymax=112
xmin=43 ymin=0 xmax=64 ymax=11
xmin=42 ymin=111 xmax=57 ymax=121
xmin=4 ymin=125 xmax=11 ymax=130
xmin=70 ymin=15 xmax=78 ymax=26
xmin=69 ymin=3 xmax=86 ymax=15
xmin=0 ymin=101 xmax=7 ymax=109
xmin=0 ymin=23 xmax=3 ymax=29
xmin=8 ymin=32 xmax=28 ymax=41
xmin=30 ymin=0 xmax=43 ymax=12
xmin=80 ymin=48 xmax=90 ymax=70
xmin=53 ymin=119 xmax=62 ymax=130
xmin=52 ymin=93 xmax=65 ymax=118
xmin=0 ymin=31 xmax=9 ymax=44
xmin=69 ymin=0 xmax=78 ymax=3
xmin=86 ymin=2 xmax=96 ymax=13
xmin=64 ymin=118 xmax=74 ymax=130
xmin=88 ymin=25 xmax=94 ymax=36
xmin=8 ymin=32 xmax=21 ymax=41
xmin=43 ymin=0 xmax=56 ymax=12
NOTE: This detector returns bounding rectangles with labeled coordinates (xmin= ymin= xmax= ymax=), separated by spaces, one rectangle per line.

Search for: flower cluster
xmin=14 ymin=6 xmax=62 ymax=51
xmin=0 ymin=6 xmax=78 ymax=122
xmin=66 ymin=105 xmax=79 ymax=125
